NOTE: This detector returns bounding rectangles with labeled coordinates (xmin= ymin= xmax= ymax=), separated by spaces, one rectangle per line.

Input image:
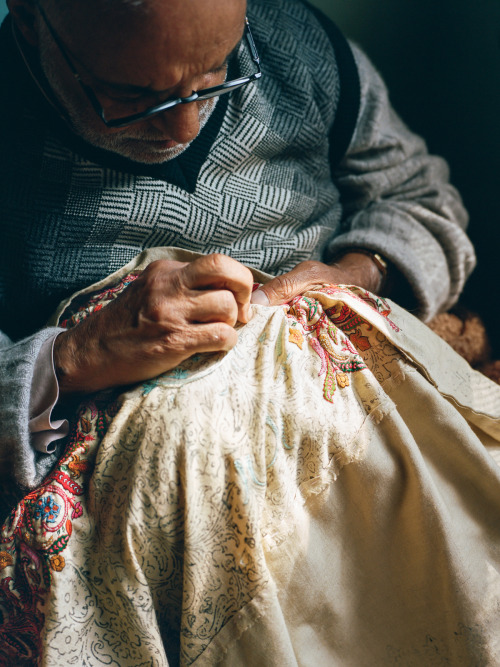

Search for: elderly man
xmin=1 ymin=0 xmax=475 ymax=487
xmin=3 ymin=0 xmax=497 ymax=665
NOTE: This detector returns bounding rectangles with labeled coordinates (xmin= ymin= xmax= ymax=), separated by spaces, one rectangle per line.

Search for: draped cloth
xmin=1 ymin=248 xmax=500 ymax=666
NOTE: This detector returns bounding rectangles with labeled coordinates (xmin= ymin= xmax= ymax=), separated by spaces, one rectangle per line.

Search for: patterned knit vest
xmin=0 ymin=0 xmax=359 ymax=340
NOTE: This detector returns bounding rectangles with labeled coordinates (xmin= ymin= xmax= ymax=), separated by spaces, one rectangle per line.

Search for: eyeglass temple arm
xmin=245 ymin=18 xmax=261 ymax=68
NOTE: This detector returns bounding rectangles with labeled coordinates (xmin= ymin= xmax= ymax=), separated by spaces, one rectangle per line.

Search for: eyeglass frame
xmin=36 ymin=2 xmax=262 ymax=129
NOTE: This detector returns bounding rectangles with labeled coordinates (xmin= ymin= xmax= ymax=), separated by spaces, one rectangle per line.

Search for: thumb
xmin=250 ymin=272 xmax=301 ymax=307
xmin=250 ymin=288 xmax=270 ymax=306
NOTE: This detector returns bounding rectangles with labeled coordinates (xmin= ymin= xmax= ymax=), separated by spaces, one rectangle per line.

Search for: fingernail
xmin=250 ymin=290 xmax=270 ymax=306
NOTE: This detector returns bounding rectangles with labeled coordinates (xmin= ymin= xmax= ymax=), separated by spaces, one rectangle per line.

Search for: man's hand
xmin=250 ymin=252 xmax=385 ymax=307
xmin=54 ymin=254 xmax=253 ymax=396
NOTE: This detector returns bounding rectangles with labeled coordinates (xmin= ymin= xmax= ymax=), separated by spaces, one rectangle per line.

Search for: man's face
xmin=36 ymin=0 xmax=247 ymax=163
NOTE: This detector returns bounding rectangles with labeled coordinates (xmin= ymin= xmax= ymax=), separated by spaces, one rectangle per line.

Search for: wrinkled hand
xmin=250 ymin=252 xmax=384 ymax=307
xmin=54 ymin=254 xmax=253 ymax=395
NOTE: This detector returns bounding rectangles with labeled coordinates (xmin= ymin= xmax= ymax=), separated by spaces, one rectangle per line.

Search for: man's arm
xmin=328 ymin=44 xmax=475 ymax=320
xmin=0 ymin=327 xmax=65 ymax=490
xmin=54 ymin=255 xmax=253 ymax=397
xmin=251 ymin=44 xmax=475 ymax=319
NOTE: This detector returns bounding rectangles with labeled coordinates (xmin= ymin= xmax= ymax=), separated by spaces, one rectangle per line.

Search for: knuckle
xmin=271 ymin=274 xmax=296 ymax=300
xmin=212 ymin=323 xmax=237 ymax=349
xmin=218 ymin=289 xmax=237 ymax=312
xmin=162 ymin=328 xmax=192 ymax=353
xmin=144 ymin=303 xmax=164 ymax=324
xmin=137 ymin=281 xmax=186 ymax=324
xmin=166 ymin=269 xmax=184 ymax=293
xmin=143 ymin=259 xmax=166 ymax=277
xmin=144 ymin=260 xmax=184 ymax=288
xmin=206 ymin=253 xmax=227 ymax=273
xmin=139 ymin=298 xmax=184 ymax=328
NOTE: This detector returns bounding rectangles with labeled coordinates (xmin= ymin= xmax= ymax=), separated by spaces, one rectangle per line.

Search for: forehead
xmin=53 ymin=0 xmax=247 ymax=85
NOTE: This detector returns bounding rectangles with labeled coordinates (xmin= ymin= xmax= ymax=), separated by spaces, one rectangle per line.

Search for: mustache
xmin=118 ymin=131 xmax=170 ymax=141
xmin=116 ymin=98 xmax=216 ymax=142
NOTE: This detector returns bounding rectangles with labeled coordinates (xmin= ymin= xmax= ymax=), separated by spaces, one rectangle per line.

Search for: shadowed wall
xmin=312 ymin=0 xmax=500 ymax=350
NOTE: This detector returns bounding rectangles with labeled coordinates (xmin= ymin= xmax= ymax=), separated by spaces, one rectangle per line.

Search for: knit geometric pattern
xmin=0 ymin=0 xmax=342 ymax=341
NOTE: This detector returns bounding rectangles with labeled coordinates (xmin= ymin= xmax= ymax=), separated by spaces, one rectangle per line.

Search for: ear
xmin=7 ymin=0 xmax=40 ymax=47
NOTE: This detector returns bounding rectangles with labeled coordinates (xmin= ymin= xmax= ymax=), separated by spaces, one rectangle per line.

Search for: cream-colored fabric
xmin=3 ymin=249 xmax=500 ymax=666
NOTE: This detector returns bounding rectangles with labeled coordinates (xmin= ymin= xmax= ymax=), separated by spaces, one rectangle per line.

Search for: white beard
xmin=61 ymin=97 xmax=218 ymax=164
xmin=39 ymin=41 xmax=218 ymax=164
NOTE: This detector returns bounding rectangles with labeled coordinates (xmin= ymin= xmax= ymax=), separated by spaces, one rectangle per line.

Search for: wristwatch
xmin=363 ymin=250 xmax=388 ymax=279
xmin=335 ymin=248 xmax=389 ymax=288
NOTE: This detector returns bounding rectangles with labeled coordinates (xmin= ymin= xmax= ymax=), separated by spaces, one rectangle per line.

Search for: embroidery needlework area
xmin=1 ymin=249 xmax=500 ymax=666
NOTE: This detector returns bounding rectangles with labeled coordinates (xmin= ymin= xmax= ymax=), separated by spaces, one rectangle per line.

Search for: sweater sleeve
xmin=327 ymin=44 xmax=476 ymax=321
xmin=0 ymin=326 xmax=66 ymax=490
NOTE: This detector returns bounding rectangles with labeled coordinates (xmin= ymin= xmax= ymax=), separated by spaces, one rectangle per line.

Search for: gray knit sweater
xmin=0 ymin=0 xmax=475 ymax=490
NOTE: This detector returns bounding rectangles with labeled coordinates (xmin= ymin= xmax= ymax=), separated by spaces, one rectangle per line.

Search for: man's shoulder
xmin=248 ymin=0 xmax=330 ymax=26
xmin=246 ymin=0 xmax=360 ymax=168
xmin=247 ymin=0 xmax=339 ymax=65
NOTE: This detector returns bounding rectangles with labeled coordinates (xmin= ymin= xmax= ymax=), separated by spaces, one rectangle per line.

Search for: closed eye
xmin=106 ymin=93 xmax=144 ymax=103
xmin=96 ymin=52 xmax=232 ymax=106
xmin=208 ymin=62 xmax=229 ymax=75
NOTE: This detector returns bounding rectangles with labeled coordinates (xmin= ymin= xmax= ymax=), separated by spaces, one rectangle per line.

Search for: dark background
xmin=2 ymin=1 xmax=499 ymax=350
xmin=312 ymin=0 xmax=500 ymax=351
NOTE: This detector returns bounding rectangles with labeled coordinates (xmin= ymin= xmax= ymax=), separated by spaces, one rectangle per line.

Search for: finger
xmin=249 ymin=266 xmax=309 ymax=307
xmin=180 ymin=254 xmax=253 ymax=323
xmin=129 ymin=259 xmax=190 ymax=306
xmin=251 ymin=261 xmax=339 ymax=307
xmin=165 ymin=321 xmax=239 ymax=357
xmin=188 ymin=289 xmax=239 ymax=326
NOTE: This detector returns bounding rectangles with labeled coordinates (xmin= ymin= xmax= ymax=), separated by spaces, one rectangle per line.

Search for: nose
xmin=149 ymin=101 xmax=202 ymax=145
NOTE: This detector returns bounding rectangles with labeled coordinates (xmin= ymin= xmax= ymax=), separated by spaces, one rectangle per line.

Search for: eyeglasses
xmin=36 ymin=3 xmax=262 ymax=129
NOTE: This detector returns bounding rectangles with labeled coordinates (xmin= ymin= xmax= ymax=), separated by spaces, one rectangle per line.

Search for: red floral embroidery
xmin=349 ymin=328 xmax=371 ymax=351
xmin=59 ymin=272 xmax=141 ymax=329
xmin=286 ymin=294 xmax=366 ymax=403
xmin=0 ymin=396 xmax=119 ymax=665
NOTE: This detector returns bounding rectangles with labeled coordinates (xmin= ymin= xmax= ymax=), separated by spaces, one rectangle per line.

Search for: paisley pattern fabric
xmin=1 ymin=249 xmax=500 ymax=666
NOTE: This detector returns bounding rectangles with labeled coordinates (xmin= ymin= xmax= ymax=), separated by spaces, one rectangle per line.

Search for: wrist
xmin=330 ymin=250 xmax=388 ymax=293
xmin=53 ymin=326 xmax=102 ymax=396
xmin=53 ymin=330 xmax=79 ymax=396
